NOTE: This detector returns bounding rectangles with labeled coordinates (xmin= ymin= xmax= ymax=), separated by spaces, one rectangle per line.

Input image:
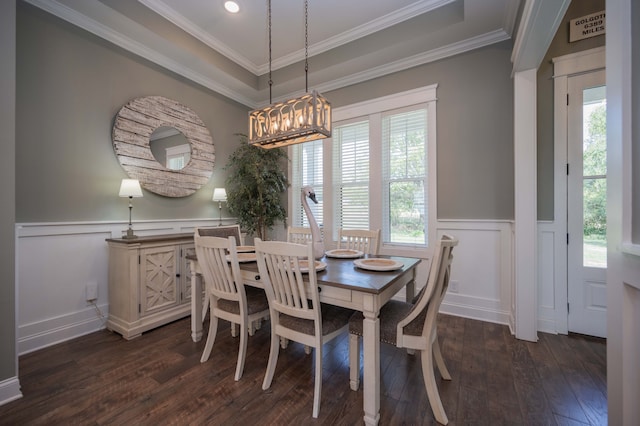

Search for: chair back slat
xmin=337 ymin=229 xmax=380 ymax=255
xmin=194 ymin=232 xmax=242 ymax=301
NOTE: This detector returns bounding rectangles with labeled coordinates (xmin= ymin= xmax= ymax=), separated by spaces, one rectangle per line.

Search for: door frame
xmin=552 ymin=46 xmax=605 ymax=334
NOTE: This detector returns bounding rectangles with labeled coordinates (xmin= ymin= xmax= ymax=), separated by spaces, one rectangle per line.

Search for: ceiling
xmin=26 ymin=0 xmax=524 ymax=107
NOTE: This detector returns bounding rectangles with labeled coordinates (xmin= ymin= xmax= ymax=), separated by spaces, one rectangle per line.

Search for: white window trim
xmin=288 ymin=84 xmax=438 ymax=258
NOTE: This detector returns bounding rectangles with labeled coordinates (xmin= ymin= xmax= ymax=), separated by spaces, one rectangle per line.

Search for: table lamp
xmin=119 ymin=179 xmax=143 ymax=239
xmin=212 ymin=187 xmax=227 ymax=226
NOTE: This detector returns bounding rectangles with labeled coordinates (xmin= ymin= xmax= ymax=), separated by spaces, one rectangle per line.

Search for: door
xmin=567 ymin=70 xmax=607 ymax=337
xmin=140 ymin=245 xmax=180 ymax=316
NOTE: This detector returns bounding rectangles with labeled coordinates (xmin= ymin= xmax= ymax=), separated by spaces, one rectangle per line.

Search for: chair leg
xmin=420 ymin=348 xmax=448 ymax=425
xmin=230 ymin=322 xmax=238 ymax=337
xmin=262 ymin=328 xmax=280 ymax=390
xmin=432 ymin=337 xmax=451 ymax=381
xmin=234 ymin=318 xmax=248 ymax=381
xmin=280 ymin=337 xmax=289 ymax=349
xmin=348 ymin=333 xmax=360 ymax=391
xmin=312 ymin=344 xmax=322 ymax=418
xmin=200 ymin=313 xmax=218 ymax=363
xmin=201 ymin=294 xmax=209 ymax=323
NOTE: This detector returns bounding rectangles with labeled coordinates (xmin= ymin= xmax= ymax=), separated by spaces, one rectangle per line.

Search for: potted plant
xmin=224 ymin=134 xmax=289 ymax=240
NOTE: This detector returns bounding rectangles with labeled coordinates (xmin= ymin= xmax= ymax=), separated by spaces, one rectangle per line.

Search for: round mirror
xmin=149 ymin=126 xmax=191 ymax=171
xmin=112 ymin=96 xmax=215 ymax=197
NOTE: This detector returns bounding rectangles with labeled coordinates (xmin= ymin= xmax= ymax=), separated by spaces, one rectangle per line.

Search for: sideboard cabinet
xmin=106 ymin=234 xmax=195 ymax=339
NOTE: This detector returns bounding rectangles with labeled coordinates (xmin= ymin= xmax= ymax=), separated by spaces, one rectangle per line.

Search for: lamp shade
xmin=212 ymin=187 xmax=227 ymax=202
xmin=119 ymin=179 xmax=143 ymax=197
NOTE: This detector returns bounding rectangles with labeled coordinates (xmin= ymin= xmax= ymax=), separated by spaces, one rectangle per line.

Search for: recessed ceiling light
xmin=224 ymin=1 xmax=240 ymax=13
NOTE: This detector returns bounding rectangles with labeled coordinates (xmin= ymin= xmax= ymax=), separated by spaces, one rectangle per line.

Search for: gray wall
xmin=16 ymin=3 xmax=250 ymax=223
xmin=634 ymin=0 xmax=640 ymax=243
xmin=326 ymin=41 xmax=515 ymax=220
xmin=536 ymin=0 xmax=606 ymax=220
xmin=0 ymin=0 xmax=16 ymax=383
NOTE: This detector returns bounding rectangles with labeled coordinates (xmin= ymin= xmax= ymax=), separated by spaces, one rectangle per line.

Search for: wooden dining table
xmin=188 ymin=252 xmax=421 ymax=426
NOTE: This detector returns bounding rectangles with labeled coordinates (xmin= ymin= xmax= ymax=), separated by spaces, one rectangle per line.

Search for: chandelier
xmin=248 ymin=0 xmax=332 ymax=149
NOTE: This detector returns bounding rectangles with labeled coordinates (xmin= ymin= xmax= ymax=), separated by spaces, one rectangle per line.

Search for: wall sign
xmin=570 ymin=11 xmax=606 ymax=43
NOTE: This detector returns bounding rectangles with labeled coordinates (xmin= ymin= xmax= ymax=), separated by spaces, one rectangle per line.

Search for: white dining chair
xmin=348 ymin=234 xmax=458 ymax=425
xmin=254 ymin=238 xmax=353 ymax=418
xmin=194 ymin=233 xmax=269 ymax=381
xmin=196 ymin=225 xmax=245 ymax=334
xmin=337 ymin=228 xmax=380 ymax=255
xmin=286 ymin=226 xmax=313 ymax=244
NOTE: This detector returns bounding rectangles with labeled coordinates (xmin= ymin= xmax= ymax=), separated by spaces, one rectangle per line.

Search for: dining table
xmin=188 ymin=250 xmax=421 ymax=426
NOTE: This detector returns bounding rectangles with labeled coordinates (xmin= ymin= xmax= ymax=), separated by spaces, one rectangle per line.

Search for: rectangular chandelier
xmin=248 ymin=90 xmax=331 ymax=149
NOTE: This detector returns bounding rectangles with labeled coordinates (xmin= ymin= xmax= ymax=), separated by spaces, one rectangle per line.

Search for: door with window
xmin=567 ymin=70 xmax=607 ymax=338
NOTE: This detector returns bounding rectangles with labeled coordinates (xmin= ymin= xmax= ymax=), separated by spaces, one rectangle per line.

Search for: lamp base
xmin=122 ymin=228 xmax=138 ymax=239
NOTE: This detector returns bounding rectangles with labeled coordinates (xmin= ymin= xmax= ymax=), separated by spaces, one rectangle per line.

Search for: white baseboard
xmin=440 ymin=294 xmax=511 ymax=325
xmin=18 ymin=302 xmax=109 ymax=355
xmin=0 ymin=377 xmax=22 ymax=407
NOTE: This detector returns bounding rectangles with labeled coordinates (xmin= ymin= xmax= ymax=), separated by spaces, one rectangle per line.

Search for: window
xmin=289 ymin=85 xmax=437 ymax=256
xmin=291 ymin=139 xmax=323 ymax=228
xmin=333 ymin=121 xmax=370 ymax=231
xmin=382 ymin=108 xmax=427 ymax=245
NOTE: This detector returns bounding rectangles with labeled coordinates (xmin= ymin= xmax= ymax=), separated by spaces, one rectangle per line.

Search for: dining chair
xmin=254 ymin=238 xmax=353 ymax=418
xmin=337 ymin=228 xmax=381 ymax=255
xmin=196 ymin=225 xmax=245 ymax=332
xmin=286 ymin=226 xmax=313 ymax=244
xmin=194 ymin=232 xmax=269 ymax=381
xmin=348 ymin=234 xmax=458 ymax=425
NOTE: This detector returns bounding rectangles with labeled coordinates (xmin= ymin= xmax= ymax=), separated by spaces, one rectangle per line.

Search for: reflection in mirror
xmin=149 ymin=126 xmax=191 ymax=170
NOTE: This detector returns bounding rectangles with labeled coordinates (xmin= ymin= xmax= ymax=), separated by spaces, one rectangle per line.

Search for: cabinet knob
xmin=318 ymin=286 xmax=322 ymax=293
xmin=176 ymin=273 xmax=181 ymax=278
xmin=255 ymin=275 xmax=260 ymax=281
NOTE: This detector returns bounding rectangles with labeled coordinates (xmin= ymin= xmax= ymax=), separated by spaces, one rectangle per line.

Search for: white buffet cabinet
xmin=106 ymin=233 xmax=195 ymax=339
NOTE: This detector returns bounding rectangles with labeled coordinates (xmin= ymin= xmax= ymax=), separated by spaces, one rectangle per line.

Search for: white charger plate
xmin=353 ymin=258 xmax=404 ymax=271
xmin=297 ymin=260 xmax=327 ymax=273
xmin=325 ymin=249 xmax=364 ymax=259
xmin=236 ymin=245 xmax=255 ymax=253
xmin=226 ymin=253 xmax=257 ymax=263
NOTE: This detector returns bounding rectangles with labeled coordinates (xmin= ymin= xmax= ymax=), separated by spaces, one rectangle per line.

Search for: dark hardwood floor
xmin=0 ymin=314 xmax=607 ymax=425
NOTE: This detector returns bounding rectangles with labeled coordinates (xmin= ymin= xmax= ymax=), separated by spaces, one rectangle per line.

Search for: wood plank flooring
xmin=0 ymin=314 xmax=607 ymax=425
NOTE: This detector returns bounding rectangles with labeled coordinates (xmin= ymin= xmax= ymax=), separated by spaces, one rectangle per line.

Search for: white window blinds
xmin=382 ymin=108 xmax=427 ymax=246
xmin=291 ymin=139 xmax=323 ymax=227
xmin=332 ymin=121 xmax=370 ymax=232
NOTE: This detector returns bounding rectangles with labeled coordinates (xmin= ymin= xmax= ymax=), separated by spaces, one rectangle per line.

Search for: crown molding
xmin=25 ymin=0 xmax=513 ymax=108
xmin=24 ymin=0 xmax=259 ymax=107
xmin=312 ymin=29 xmax=511 ymax=96
xmin=140 ymin=0 xmax=456 ymax=75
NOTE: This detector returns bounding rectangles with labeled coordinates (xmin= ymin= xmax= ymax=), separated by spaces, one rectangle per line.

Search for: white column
xmin=513 ymin=68 xmax=538 ymax=342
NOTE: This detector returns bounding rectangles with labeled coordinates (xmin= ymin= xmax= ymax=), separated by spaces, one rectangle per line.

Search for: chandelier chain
xmin=268 ymin=0 xmax=273 ymax=103
xmin=304 ymin=0 xmax=309 ymax=92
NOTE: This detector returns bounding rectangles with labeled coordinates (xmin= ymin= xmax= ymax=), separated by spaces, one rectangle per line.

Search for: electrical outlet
xmin=449 ymin=280 xmax=459 ymax=293
xmin=86 ymin=282 xmax=98 ymax=301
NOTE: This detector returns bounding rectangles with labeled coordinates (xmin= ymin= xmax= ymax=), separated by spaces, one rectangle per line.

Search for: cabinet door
xmin=140 ymin=245 xmax=179 ymax=316
xmin=181 ymin=243 xmax=196 ymax=302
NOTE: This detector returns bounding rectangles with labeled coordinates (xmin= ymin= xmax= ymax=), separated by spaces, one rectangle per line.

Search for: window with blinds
xmin=332 ymin=121 xmax=370 ymax=232
xmin=382 ymin=108 xmax=427 ymax=246
xmin=291 ymin=139 xmax=323 ymax=227
xmin=288 ymin=85 xmax=436 ymax=254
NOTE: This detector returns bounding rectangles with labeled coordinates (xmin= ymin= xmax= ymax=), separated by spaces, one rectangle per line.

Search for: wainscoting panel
xmin=437 ymin=220 xmax=513 ymax=327
xmin=15 ymin=219 xmax=223 ymax=355
xmin=537 ymin=221 xmax=568 ymax=334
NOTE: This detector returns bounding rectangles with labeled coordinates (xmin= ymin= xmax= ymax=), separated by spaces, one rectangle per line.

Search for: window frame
xmin=288 ymin=85 xmax=437 ymax=258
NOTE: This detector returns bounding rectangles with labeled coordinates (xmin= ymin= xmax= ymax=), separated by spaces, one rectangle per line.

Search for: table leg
xmin=405 ymin=268 xmax=416 ymax=302
xmin=190 ymin=265 xmax=203 ymax=342
xmin=362 ymin=297 xmax=380 ymax=426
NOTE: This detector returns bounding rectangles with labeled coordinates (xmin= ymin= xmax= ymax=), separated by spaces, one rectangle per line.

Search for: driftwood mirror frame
xmin=112 ymin=96 xmax=215 ymax=197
